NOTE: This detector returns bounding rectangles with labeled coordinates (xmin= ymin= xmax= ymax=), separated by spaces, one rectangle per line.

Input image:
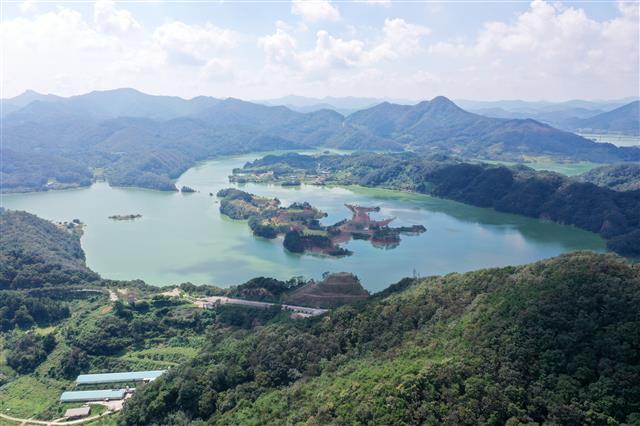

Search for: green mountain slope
xmin=120 ymin=252 xmax=640 ymax=425
xmin=0 ymin=209 xmax=99 ymax=289
xmin=577 ymin=163 xmax=640 ymax=192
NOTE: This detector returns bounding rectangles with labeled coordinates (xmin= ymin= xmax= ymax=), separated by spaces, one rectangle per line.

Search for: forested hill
xmin=577 ymin=163 xmax=640 ymax=192
xmin=236 ymin=152 xmax=640 ymax=258
xmin=0 ymin=209 xmax=99 ymax=289
xmin=2 ymin=90 xmax=638 ymax=193
xmin=120 ymin=252 xmax=640 ymax=425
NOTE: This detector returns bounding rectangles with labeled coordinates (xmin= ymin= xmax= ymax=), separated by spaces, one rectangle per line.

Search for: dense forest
xmin=0 ymin=292 xmax=70 ymax=332
xmin=577 ymin=163 xmax=640 ymax=192
xmin=2 ymin=90 xmax=638 ymax=192
xmin=237 ymin=153 xmax=640 ymax=257
xmin=0 ymin=209 xmax=100 ymax=289
xmin=120 ymin=252 xmax=640 ymax=425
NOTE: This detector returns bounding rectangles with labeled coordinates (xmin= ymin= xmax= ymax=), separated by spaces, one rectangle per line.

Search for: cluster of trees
xmin=226 ymin=276 xmax=306 ymax=302
xmin=0 ymin=293 xmax=70 ymax=331
xmin=577 ymin=163 xmax=640 ymax=192
xmin=65 ymin=299 xmax=208 ymax=357
xmin=119 ymin=252 xmax=640 ymax=425
xmin=6 ymin=333 xmax=56 ymax=374
xmin=0 ymin=209 xmax=100 ymax=289
xmin=216 ymin=188 xmax=270 ymax=220
xmin=282 ymin=230 xmax=351 ymax=256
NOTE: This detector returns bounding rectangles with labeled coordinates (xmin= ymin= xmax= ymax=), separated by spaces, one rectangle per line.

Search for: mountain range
xmin=462 ymin=99 xmax=639 ymax=136
xmin=1 ymin=89 xmax=638 ymax=192
xmin=258 ymin=94 xmax=416 ymax=116
xmin=259 ymin=95 xmax=640 ymax=136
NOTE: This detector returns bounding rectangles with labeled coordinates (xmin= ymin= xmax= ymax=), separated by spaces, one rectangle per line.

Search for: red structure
xmin=345 ymin=204 xmax=395 ymax=228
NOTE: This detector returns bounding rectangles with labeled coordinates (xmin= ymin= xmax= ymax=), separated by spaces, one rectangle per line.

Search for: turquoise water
xmin=1 ymin=153 xmax=606 ymax=292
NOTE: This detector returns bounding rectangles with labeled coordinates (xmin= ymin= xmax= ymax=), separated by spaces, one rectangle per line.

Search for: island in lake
xmin=217 ymin=188 xmax=425 ymax=256
xmin=108 ymin=214 xmax=142 ymax=221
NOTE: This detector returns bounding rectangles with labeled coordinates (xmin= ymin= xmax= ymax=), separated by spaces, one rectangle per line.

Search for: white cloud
xmin=2 ymin=0 xmax=637 ymax=101
xmin=259 ymin=18 xmax=430 ymax=77
xmin=153 ymin=21 xmax=238 ymax=65
xmin=0 ymin=7 xmax=238 ymax=98
xmin=199 ymin=58 xmax=234 ymax=82
xmin=291 ymin=0 xmax=340 ymax=22
xmin=19 ymin=0 xmax=38 ymax=14
xmin=368 ymin=18 xmax=431 ymax=61
xmin=94 ymin=0 xmax=140 ymax=34
xmin=362 ymin=0 xmax=391 ymax=6
xmin=300 ymin=30 xmax=367 ymax=73
xmin=2 ymin=8 xmax=114 ymax=52
xmin=412 ymin=70 xmax=440 ymax=84
xmin=0 ymin=8 xmax=121 ymax=95
xmin=427 ymin=0 xmax=639 ymax=99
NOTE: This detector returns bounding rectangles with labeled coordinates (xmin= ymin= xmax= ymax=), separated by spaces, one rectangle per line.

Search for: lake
xmin=0 ymin=153 xmax=606 ymax=292
xmin=578 ymin=132 xmax=640 ymax=148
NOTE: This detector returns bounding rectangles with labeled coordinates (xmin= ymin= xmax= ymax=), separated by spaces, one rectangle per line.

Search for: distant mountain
xmin=2 ymin=90 xmax=638 ymax=193
xmin=0 ymin=90 xmax=62 ymax=116
xmin=3 ymin=89 xmax=62 ymax=107
xmin=460 ymin=98 xmax=640 ymax=136
xmin=346 ymin=96 xmax=639 ymax=162
xmin=457 ymin=97 xmax=637 ymax=114
xmin=566 ymin=101 xmax=640 ymax=136
xmin=260 ymin=94 xmax=415 ymax=116
xmin=472 ymin=106 xmax=606 ymax=122
xmin=5 ymin=88 xmax=221 ymax=121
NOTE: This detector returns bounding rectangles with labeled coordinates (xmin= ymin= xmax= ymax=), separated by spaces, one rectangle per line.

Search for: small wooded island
xmin=108 ymin=214 xmax=142 ymax=220
xmin=217 ymin=188 xmax=425 ymax=256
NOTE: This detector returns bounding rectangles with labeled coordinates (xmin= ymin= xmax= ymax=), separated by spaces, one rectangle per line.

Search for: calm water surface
xmin=1 ymin=153 xmax=606 ymax=291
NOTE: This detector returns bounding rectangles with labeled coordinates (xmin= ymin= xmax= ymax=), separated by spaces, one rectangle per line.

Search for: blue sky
xmin=1 ymin=0 xmax=638 ymax=101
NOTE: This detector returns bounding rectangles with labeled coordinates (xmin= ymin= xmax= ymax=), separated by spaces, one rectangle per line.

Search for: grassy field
xmin=475 ymin=157 xmax=601 ymax=176
xmin=118 ymin=346 xmax=198 ymax=367
xmin=0 ymin=376 xmax=65 ymax=418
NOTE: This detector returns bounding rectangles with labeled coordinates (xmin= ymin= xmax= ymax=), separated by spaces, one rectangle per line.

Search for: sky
xmin=1 ymin=0 xmax=638 ymax=101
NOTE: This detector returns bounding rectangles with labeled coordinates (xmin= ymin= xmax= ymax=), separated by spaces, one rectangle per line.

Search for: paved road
xmin=195 ymin=296 xmax=328 ymax=317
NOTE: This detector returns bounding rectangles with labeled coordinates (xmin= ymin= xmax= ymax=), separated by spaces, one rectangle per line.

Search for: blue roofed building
xmin=75 ymin=370 xmax=165 ymax=385
xmin=60 ymin=389 xmax=127 ymax=402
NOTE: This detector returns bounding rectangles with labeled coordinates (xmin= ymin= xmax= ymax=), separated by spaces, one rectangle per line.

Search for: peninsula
xmin=216 ymin=188 xmax=425 ymax=256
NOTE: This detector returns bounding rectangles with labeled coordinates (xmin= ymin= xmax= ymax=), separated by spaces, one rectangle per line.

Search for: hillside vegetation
xmin=120 ymin=252 xmax=640 ymax=425
xmin=0 ymin=209 xmax=99 ymax=289
xmin=577 ymin=163 xmax=640 ymax=192
xmin=2 ymin=90 xmax=638 ymax=193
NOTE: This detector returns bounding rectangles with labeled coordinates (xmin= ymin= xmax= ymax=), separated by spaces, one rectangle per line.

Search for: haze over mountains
xmin=258 ymin=95 xmax=640 ymax=136
xmin=1 ymin=88 xmax=638 ymax=193
xmin=259 ymin=95 xmax=417 ymax=116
